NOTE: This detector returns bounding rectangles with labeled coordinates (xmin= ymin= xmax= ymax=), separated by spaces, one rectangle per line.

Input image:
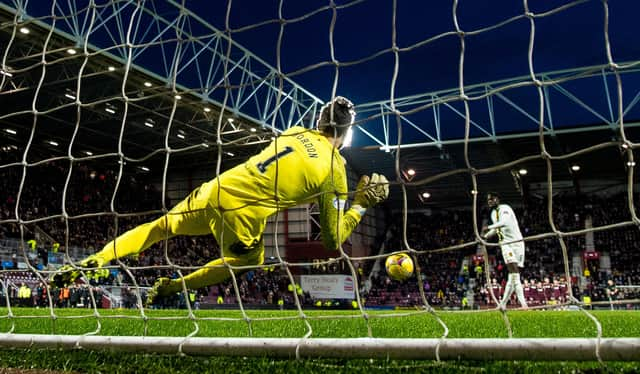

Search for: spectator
xmin=18 ymin=283 xmax=31 ymax=307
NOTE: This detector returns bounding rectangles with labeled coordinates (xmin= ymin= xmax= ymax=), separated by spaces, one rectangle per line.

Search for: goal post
xmin=0 ymin=335 xmax=638 ymax=361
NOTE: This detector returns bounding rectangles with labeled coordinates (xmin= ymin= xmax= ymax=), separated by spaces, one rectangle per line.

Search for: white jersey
xmin=488 ymin=204 xmax=523 ymax=244
xmin=488 ymin=203 xmax=525 ymax=266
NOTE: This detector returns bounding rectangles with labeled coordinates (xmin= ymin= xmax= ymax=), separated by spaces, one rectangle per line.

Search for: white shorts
xmin=501 ymin=242 xmax=525 ymax=267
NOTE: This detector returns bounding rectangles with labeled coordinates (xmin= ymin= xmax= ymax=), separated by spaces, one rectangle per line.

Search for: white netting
xmin=1 ymin=0 xmax=640 ymax=361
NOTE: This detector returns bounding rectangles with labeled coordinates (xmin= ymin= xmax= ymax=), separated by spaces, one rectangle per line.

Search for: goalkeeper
xmin=50 ymin=96 xmax=389 ymax=305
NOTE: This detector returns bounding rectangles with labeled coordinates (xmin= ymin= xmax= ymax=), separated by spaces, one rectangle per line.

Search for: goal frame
xmin=0 ymin=335 xmax=638 ymax=361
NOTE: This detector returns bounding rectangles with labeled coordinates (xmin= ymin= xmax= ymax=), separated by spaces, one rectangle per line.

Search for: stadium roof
xmin=343 ymin=126 xmax=640 ymax=210
xmin=2 ymin=1 xmax=640 ymax=211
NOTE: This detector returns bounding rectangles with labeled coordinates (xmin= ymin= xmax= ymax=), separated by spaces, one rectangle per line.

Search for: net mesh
xmin=0 ymin=0 xmax=639 ymax=361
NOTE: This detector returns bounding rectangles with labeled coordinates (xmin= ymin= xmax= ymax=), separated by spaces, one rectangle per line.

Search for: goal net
xmin=0 ymin=0 xmax=639 ymax=362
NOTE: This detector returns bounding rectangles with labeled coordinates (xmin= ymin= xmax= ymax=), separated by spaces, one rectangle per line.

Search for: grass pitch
xmin=0 ymin=308 xmax=638 ymax=373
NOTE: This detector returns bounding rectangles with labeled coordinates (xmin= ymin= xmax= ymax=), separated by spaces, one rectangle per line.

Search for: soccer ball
xmin=385 ymin=253 xmax=414 ymax=281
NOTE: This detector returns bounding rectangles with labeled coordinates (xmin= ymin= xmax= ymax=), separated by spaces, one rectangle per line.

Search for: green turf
xmin=0 ymin=308 xmax=638 ymax=373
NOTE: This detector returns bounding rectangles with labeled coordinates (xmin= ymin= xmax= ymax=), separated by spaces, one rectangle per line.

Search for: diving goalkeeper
xmin=50 ymin=96 xmax=389 ymax=305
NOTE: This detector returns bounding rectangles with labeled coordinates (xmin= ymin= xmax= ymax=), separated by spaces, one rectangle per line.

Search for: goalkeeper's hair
xmin=316 ymin=96 xmax=356 ymax=138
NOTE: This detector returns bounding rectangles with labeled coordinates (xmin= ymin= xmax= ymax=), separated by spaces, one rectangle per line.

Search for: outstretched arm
xmin=318 ymin=186 xmax=361 ymax=251
xmin=318 ymin=172 xmax=389 ymax=250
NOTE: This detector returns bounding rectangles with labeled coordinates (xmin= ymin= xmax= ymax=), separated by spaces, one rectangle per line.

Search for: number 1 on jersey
xmin=257 ymin=146 xmax=294 ymax=173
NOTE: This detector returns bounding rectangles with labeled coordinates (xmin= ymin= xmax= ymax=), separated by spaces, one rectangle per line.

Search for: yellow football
xmin=385 ymin=253 xmax=414 ymax=281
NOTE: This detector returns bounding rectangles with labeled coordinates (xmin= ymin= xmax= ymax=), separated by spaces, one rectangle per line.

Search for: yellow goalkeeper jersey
xmin=203 ymin=126 xmax=362 ymax=251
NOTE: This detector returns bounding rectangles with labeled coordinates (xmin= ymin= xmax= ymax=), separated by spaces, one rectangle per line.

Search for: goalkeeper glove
xmin=49 ymin=255 xmax=109 ymax=288
xmin=145 ymin=277 xmax=176 ymax=307
xmin=353 ymin=173 xmax=389 ymax=210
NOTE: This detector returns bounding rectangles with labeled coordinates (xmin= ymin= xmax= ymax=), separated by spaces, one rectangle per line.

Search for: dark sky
xmin=192 ymin=0 xmax=639 ymax=101
xmin=182 ymin=0 xmax=640 ymax=146
xmin=14 ymin=0 xmax=640 ymax=146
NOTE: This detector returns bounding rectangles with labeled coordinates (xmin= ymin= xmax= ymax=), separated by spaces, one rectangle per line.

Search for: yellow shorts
xmin=165 ymin=181 xmax=264 ymax=261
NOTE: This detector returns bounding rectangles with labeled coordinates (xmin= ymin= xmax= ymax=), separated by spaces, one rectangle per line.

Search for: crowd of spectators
xmin=362 ymin=193 xmax=640 ymax=309
xmin=2 ymin=153 xmax=640 ymax=310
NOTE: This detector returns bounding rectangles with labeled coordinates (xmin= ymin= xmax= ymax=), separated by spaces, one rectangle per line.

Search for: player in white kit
xmin=482 ymin=192 xmax=528 ymax=310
